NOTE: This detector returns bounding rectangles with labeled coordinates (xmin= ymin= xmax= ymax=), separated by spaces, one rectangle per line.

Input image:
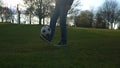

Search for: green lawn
xmin=0 ymin=24 xmax=120 ymax=68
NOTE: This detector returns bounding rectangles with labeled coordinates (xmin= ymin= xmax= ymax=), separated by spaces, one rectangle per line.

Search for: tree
xmin=0 ymin=7 xmax=13 ymax=23
xmin=88 ymin=9 xmax=94 ymax=27
xmin=17 ymin=4 xmax=21 ymax=24
xmin=24 ymin=0 xmax=35 ymax=24
xmin=4 ymin=8 xmax=11 ymax=22
xmin=25 ymin=6 xmax=34 ymax=24
xmin=99 ymin=0 xmax=120 ymax=29
xmin=95 ymin=10 xmax=106 ymax=28
xmin=24 ymin=0 xmax=54 ymax=25
xmin=75 ymin=10 xmax=94 ymax=27
xmin=34 ymin=0 xmax=52 ymax=25
xmin=68 ymin=0 xmax=81 ymax=26
xmin=69 ymin=0 xmax=81 ymax=16
xmin=0 ymin=0 xmax=3 ymax=22
xmin=0 ymin=6 xmax=3 ymax=22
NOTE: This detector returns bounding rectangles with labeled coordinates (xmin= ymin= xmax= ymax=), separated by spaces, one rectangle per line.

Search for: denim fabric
xmin=56 ymin=0 xmax=66 ymax=6
xmin=56 ymin=0 xmax=73 ymax=6
xmin=49 ymin=1 xmax=69 ymax=44
xmin=49 ymin=0 xmax=73 ymax=44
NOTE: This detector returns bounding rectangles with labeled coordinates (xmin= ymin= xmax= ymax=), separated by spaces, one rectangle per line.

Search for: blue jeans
xmin=49 ymin=3 xmax=68 ymax=44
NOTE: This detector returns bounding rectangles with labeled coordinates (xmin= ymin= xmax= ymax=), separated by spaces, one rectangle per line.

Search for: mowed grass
xmin=0 ymin=24 xmax=120 ymax=68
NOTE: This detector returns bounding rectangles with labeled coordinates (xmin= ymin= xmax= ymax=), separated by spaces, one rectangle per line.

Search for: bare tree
xmin=0 ymin=0 xmax=3 ymax=22
xmin=24 ymin=0 xmax=54 ymax=25
xmin=0 ymin=7 xmax=12 ymax=23
xmin=99 ymin=0 xmax=120 ymax=29
xmin=68 ymin=0 xmax=81 ymax=27
xmin=0 ymin=6 xmax=3 ymax=22
xmin=24 ymin=0 xmax=35 ymax=24
xmin=96 ymin=9 xmax=106 ymax=28
xmin=69 ymin=0 xmax=81 ymax=16
xmin=17 ymin=4 xmax=21 ymax=24
xmin=75 ymin=10 xmax=93 ymax=27
xmin=34 ymin=0 xmax=52 ymax=25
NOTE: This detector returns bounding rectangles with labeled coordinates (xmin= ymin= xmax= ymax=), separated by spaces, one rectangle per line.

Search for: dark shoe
xmin=54 ymin=42 xmax=67 ymax=47
xmin=40 ymin=34 xmax=51 ymax=43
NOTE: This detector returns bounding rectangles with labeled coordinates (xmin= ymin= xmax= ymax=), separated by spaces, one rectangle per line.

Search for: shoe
xmin=54 ymin=42 xmax=67 ymax=47
xmin=40 ymin=34 xmax=51 ymax=43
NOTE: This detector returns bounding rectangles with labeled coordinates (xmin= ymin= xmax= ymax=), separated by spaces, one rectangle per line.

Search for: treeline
xmin=0 ymin=0 xmax=55 ymax=24
xmin=0 ymin=0 xmax=120 ymax=29
xmin=0 ymin=6 xmax=13 ymax=23
xmin=74 ymin=0 xmax=120 ymax=29
xmin=0 ymin=0 xmax=81 ymax=25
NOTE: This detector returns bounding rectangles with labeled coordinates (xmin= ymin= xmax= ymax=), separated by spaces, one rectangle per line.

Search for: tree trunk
xmin=17 ymin=4 xmax=20 ymax=24
xmin=29 ymin=14 xmax=31 ymax=24
xmin=1 ymin=17 xmax=3 ymax=22
xmin=39 ymin=17 xmax=42 ymax=25
xmin=43 ymin=17 xmax=45 ymax=25
xmin=18 ymin=11 xmax=20 ymax=24
xmin=111 ymin=23 xmax=114 ymax=29
xmin=12 ymin=19 xmax=14 ymax=23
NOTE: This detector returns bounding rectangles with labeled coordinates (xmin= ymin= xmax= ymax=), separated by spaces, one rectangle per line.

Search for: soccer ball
xmin=40 ymin=26 xmax=51 ymax=37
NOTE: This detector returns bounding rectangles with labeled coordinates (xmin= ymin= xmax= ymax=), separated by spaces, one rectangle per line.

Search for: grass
xmin=0 ymin=24 xmax=120 ymax=68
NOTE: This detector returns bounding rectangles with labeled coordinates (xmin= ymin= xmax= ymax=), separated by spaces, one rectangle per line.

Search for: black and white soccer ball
xmin=41 ymin=26 xmax=51 ymax=37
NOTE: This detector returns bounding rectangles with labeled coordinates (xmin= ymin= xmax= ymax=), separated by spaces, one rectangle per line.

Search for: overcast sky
xmin=81 ymin=0 xmax=104 ymax=10
xmin=2 ymin=0 xmax=120 ymax=11
xmin=81 ymin=0 xmax=120 ymax=10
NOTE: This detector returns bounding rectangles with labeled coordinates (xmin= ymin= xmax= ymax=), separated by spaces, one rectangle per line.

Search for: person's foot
xmin=40 ymin=34 xmax=51 ymax=43
xmin=54 ymin=42 xmax=67 ymax=47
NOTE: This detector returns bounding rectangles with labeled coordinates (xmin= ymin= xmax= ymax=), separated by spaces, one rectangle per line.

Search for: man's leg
xmin=40 ymin=5 xmax=59 ymax=42
xmin=59 ymin=6 xmax=68 ymax=45
xmin=49 ymin=6 xmax=60 ymax=41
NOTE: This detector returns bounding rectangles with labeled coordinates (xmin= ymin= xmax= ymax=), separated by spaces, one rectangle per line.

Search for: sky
xmin=2 ymin=0 xmax=26 ymax=10
xmin=2 ymin=0 xmax=120 ymax=11
xmin=81 ymin=0 xmax=104 ymax=10
xmin=81 ymin=0 xmax=120 ymax=10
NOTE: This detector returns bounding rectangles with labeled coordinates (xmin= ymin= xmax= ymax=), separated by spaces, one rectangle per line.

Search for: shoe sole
xmin=54 ymin=44 xmax=67 ymax=47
